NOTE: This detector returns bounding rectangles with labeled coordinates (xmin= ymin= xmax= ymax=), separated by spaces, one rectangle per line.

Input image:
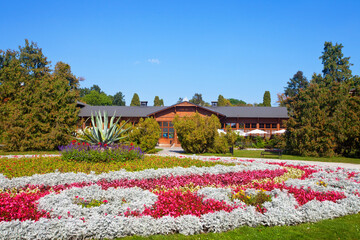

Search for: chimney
xmin=140 ymin=101 xmax=148 ymax=107
xmin=211 ymin=101 xmax=218 ymax=107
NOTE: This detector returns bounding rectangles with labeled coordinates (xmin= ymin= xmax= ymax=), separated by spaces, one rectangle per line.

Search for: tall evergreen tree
xmin=0 ymin=40 xmax=79 ymax=151
xmin=130 ymin=93 xmax=140 ymax=106
xmin=319 ymin=42 xmax=352 ymax=84
xmin=113 ymin=91 xmax=125 ymax=106
xmin=262 ymin=91 xmax=271 ymax=107
xmin=284 ymin=71 xmax=309 ymax=97
xmin=153 ymin=96 xmax=164 ymax=106
xmin=285 ymin=42 xmax=360 ymax=157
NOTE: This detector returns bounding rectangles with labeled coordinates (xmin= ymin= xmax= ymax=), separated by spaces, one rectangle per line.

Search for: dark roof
xmin=78 ymin=105 xmax=167 ymax=118
xmin=78 ymin=104 xmax=288 ymax=119
xmin=207 ymin=106 xmax=288 ymax=118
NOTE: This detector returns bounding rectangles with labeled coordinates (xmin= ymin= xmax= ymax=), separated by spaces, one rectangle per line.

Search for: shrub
xmin=208 ymin=134 xmax=228 ymax=154
xmin=59 ymin=140 xmax=143 ymax=163
xmin=173 ymin=113 xmax=220 ymax=153
xmin=128 ymin=118 xmax=161 ymax=153
xmin=77 ymin=111 xmax=131 ymax=145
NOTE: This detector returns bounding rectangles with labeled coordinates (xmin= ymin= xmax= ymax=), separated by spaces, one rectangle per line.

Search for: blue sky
xmin=1 ymin=0 xmax=359 ymax=106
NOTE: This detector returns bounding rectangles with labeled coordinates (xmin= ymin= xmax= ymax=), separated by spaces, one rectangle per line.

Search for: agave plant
xmin=77 ymin=111 xmax=131 ymax=145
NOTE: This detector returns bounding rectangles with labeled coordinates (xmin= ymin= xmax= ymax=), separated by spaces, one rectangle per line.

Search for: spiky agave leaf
xmin=76 ymin=111 xmax=131 ymax=144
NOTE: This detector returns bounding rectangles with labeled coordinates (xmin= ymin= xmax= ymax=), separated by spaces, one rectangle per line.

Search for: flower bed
xmin=0 ymin=156 xmax=360 ymax=239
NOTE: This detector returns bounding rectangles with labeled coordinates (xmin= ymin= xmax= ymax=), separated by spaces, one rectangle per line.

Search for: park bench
xmin=260 ymin=149 xmax=283 ymax=158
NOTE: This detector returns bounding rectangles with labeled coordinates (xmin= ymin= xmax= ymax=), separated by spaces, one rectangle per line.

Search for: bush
xmin=128 ymin=118 xmax=161 ymax=153
xmin=208 ymin=134 xmax=229 ymax=154
xmin=59 ymin=140 xmax=143 ymax=163
xmin=173 ymin=113 xmax=220 ymax=153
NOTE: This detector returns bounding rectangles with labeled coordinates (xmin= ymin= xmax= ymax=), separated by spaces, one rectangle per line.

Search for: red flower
xmin=98 ymin=142 xmax=101 ymax=145
xmin=78 ymin=143 xmax=81 ymax=145
xmin=104 ymin=144 xmax=108 ymax=147
xmin=71 ymin=140 xmax=77 ymax=143
xmin=130 ymin=142 xmax=134 ymax=146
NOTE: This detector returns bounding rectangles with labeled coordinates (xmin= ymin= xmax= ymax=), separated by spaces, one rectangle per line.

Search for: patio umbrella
xmin=273 ymin=129 xmax=286 ymax=134
xmin=247 ymin=129 xmax=267 ymax=135
xmin=217 ymin=129 xmax=226 ymax=134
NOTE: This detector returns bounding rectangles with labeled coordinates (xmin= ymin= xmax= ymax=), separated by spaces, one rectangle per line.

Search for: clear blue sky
xmin=1 ymin=0 xmax=359 ymax=106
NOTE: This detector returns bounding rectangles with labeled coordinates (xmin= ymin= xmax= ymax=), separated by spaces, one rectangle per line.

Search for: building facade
xmin=77 ymin=101 xmax=289 ymax=146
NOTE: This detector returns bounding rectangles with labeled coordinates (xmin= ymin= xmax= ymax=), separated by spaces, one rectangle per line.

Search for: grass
xmin=199 ymin=150 xmax=360 ymax=165
xmin=113 ymin=213 xmax=360 ymax=240
xmin=0 ymin=155 xmax=234 ymax=179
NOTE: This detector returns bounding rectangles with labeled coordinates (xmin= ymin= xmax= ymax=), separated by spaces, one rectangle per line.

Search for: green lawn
xmin=199 ymin=150 xmax=360 ymax=165
xmin=113 ymin=213 xmax=360 ymax=240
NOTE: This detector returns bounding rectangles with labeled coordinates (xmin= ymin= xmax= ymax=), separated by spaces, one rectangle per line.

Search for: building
xmin=77 ymin=101 xmax=289 ymax=146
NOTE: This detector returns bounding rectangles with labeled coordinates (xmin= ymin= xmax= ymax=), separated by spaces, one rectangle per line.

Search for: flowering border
xmin=0 ymin=157 xmax=359 ymax=239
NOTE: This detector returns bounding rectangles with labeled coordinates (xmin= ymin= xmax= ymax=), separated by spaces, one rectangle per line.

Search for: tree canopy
xmin=285 ymin=42 xmax=360 ymax=157
xmin=189 ymin=93 xmax=209 ymax=106
xmin=284 ymin=71 xmax=309 ymax=98
xmin=217 ymin=95 xmax=231 ymax=106
xmin=262 ymin=91 xmax=271 ymax=107
xmin=153 ymin=96 xmax=164 ymax=106
xmin=112 ymin=91 xmax=126 ymax=106
xmin=130 ymin=93 xmax=140 ymax=106
xmin=0 ymin=40 xmax=79 ymax=151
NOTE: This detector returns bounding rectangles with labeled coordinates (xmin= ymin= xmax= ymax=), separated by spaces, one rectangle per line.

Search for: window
xmin=245 ymin=123 xmax=250 ymax=128
xmin=226 ymin=123 xmax=237 ymax=129
xmin=266 ymin=124 xmax=270 ymax=129
xmin=169 ymin=128 xmax=174 ymax=138
xmin=251 ymin=123 xmax=257 ymax=128
xmin=158 ymin=121 xmax=175 ymax=139
xmin=259 ymin=123 xmax=264 ymax=128
xmin=272 ymin=123 xmax=277 ymax=129
xmin=238 ymin=123 xmax=244 ymax=128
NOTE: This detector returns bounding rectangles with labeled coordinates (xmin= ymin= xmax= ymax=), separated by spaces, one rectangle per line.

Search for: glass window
xmin=238 ymin=123 xmax=244 ymax=128
xmin=259 ymin=123 xmax=264 ymax=128
xmin=272 ymin=123 xmax=277 ymax=128
xmin=251 ymin=123 xmax=257 ymax=128
xmin=266 ymin=124 xmax=270 ymax=128
xmin=226 ymin=123 xmax=237 ymax=128
xmin=245 ymin=123 xmax=250 ymax=128
xmin=169 ymin=122 xmax=174 ymax=127
xmin=162 ymin=128 xmax=168 ymax=138
xmin=163 ymin=122 xmax=168 ymax=127
xmin=158 ymin=122 xmax=162 ymax=127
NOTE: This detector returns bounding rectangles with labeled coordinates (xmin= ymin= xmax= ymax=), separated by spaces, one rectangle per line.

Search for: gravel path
xmin=155 ymin=147 xmax=360 ymax=170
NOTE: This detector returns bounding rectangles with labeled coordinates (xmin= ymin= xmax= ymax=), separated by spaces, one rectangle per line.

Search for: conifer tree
xmin=0 ymin=40 xmax=79 ymax=151
xmin=153 ymin=96 xmax=164 ymax=106
xmin=285 ymin=42 xmax=360 ymax=157
xmin=130 ymin=93 xmax=140 ymax=106
xmin=113 ymin=91 xmax=125 ymax=106
xmin=284 ymin=71 xmax=309 ymax=97
xmin=262 ymin=91 xmax=271 ymax=106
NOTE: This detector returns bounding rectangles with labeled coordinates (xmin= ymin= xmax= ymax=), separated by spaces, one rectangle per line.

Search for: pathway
xmin=155 ymin=147 xmax=360 ymax=170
